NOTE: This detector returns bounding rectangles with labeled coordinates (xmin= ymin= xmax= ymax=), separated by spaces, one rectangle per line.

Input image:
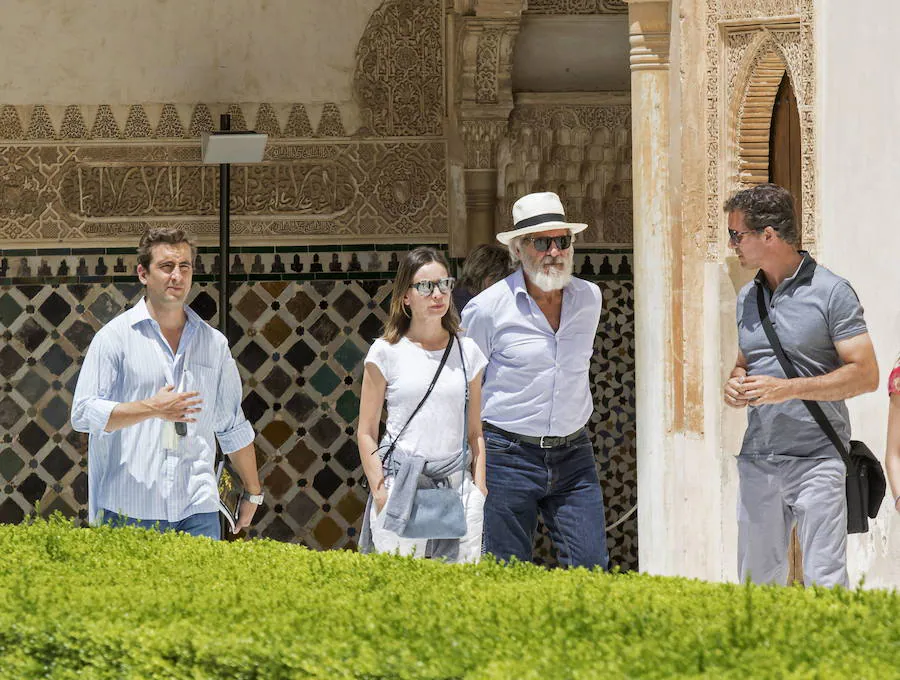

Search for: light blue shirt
xmin=461 ymin=268 xmax=603 ymax=437
xmin=71 ymin=298 xmax=255 ymax=524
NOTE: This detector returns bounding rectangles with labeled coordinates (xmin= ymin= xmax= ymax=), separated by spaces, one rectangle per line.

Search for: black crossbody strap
xmin=382 ymin=335 xmax=455 ymax=461
xmin=458 ymin=334 xmax=469 ymax=420
xmin=755 ymin=284 xmax=851 ymax=467
xmin=457 ymin=335 xmax=469 ymax=493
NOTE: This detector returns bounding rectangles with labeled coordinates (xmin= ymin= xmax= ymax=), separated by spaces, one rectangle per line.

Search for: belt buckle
xmin=539 ymin=435 xmax=551 ymax=449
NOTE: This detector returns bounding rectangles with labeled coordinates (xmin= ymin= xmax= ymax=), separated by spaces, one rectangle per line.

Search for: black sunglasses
xmin=523 ymin=234 xmax=572 ymax=252
xmin=409 ymin=277 xmax=456 ymax=296
xmin=727 ymin=227 xmax=764 ymax=245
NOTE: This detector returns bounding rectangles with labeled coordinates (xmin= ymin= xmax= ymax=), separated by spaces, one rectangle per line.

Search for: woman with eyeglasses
xmin=356 ymin=246 xmax=488 ymax=562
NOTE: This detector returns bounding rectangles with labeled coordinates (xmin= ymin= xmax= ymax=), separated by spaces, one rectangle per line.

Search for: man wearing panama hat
xmin=461 ymin=191 xmax=609 ymax=568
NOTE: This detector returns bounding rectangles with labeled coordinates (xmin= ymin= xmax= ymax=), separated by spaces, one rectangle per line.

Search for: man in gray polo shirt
xmin=723 ymin=184 xmax=878 ymax=587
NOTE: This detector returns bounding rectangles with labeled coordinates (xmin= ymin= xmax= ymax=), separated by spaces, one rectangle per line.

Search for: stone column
xmin=459 ymin=119 xmax=508 ymax=249
xmin=449 ymin=1 xmax=524 ymax=257
xmin=628 ymin=0 xmax=674 ymax=575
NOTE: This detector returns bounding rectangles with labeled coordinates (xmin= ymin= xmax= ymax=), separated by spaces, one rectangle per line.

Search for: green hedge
xmin=0 ymin=516 xmax=897 ymax=679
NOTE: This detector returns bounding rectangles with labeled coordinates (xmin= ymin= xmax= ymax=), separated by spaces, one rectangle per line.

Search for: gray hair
xmin=507 ymin=236 xmax=524 ymax=265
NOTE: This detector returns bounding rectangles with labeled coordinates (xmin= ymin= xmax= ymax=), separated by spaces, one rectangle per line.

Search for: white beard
xmin=521 ymin=249 xmax=574 ymax=292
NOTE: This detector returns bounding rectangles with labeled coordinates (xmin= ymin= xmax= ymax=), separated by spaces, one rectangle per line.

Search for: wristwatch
xmin=242 ymin=490 xmax=265 ymax=505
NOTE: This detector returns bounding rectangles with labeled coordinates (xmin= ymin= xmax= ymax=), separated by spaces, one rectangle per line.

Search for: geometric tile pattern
xmin=226 ymin=278 xmax=391 ymax=549
xmin=0 ymin=246 xmax=637 ymax=569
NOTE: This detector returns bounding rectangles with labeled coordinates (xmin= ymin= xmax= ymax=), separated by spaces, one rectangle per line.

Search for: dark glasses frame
xmin=408 ymin=277 xmax=456 ymax=296
xmin=523 ymin=234 xmax=572 ymax=252
xmin=727 ymin=227 xmax=765 ymax=245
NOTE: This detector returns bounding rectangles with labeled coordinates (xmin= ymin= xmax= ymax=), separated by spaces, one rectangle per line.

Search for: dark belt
xmin=483 ymin=422 xmax=584 ymax=450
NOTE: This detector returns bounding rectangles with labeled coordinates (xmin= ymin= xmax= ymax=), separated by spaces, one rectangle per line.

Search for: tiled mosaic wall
xmin=0 ymin=245 xmax=636 ymax=569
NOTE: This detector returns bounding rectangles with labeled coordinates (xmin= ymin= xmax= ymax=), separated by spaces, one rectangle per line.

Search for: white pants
xmin=737 ymin=455 xmax=848 ymax=588
xmin=370 ymin=472 xmax=485 ymax=564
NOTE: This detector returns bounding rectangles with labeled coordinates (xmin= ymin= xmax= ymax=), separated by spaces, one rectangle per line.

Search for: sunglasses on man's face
xmin=524 ymin=234 xmax=572 ymax=252
xmin=727 ymin=227 xmax=763 ymax=245
xmin=409 ymin=277 xmax=456 ymax=296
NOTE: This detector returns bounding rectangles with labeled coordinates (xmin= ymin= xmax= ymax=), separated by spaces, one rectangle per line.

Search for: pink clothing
xmin=889 ymin=365 xmax=900 ymax=396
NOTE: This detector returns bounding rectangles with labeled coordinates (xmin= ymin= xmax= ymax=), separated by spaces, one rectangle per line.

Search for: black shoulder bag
xmin=756 ymin=285 xmax=885 ymax=533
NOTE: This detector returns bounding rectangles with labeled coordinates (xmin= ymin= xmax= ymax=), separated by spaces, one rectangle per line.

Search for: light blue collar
xmin=129 ymin=297 xmax=199 ymax=331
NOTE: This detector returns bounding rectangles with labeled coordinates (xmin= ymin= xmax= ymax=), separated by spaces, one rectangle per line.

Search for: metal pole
xmin=218 ymin=113 xmax=231 ymax=338
xmin=217 ymin=113 xmax=232 ymax=540
xmin=219 ymin=113 xmax=231 ymax=338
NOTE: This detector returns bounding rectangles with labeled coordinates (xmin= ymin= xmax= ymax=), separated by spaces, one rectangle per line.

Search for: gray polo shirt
xmin=737 ymin=252 xmax=867 ymax=458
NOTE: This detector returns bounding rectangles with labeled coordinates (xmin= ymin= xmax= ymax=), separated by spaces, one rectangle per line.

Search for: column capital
xmin=455 ymin=13 xmax=522 ymax=145
xmin=627 ymin=0 xmax=671 ymax=71
xmin=459 ymin=118 xmax=508 ymax=169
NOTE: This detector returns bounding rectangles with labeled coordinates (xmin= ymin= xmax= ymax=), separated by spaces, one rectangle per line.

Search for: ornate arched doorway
xmin=770 ymin=72 xmax=803 ymax=243
xmin=769 ymin=70 xmax=805 ymax=581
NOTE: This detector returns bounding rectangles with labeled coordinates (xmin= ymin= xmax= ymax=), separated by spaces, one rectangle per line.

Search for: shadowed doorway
xmin=769 ymin=71 xmax=805 ymax=584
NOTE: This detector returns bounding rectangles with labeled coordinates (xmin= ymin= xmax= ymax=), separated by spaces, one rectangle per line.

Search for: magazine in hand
xmin=216 ymin=459 xmax=243 ymax=534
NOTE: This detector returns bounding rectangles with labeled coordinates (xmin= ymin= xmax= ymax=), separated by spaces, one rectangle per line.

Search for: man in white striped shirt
xmin=71 ymin=227 xmax=262 ymax=539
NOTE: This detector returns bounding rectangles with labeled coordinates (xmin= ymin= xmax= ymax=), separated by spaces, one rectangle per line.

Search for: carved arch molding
xmin=705 ymin=0 xmax=816 ymax=258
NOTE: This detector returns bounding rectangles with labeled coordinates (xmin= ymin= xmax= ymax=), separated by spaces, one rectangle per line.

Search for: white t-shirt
xmin=364 ymin=335 xmax=487 ymax=462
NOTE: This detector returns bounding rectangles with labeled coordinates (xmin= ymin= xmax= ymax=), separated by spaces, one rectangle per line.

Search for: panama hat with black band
xmin=496 ymin=191 xmax=588 ymax=246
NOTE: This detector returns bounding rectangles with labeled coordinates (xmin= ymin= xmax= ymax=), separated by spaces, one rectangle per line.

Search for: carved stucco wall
xmin=524 ymin=0 xmax=627 ymax=13
xmin=4 ymin=140 xmax=446 ymax=243
xmin=497 ymin=98 xmax=632 ymax=245
xmin=705 ymin=0 xmax=816 ymax=257
xmin=0 ymin=0 xmax=447 ymax=247
xmin=355 ymin=0 xmax=444 ymax=136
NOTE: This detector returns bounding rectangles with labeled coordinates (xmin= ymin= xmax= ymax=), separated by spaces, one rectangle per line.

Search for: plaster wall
xmin=638 ymin=0 xmax=740 ymax=583
xmin=0 ymin=0 xmax=382 ymax=111
xmin=817 ymin=0 xmax=900 ymax=588
xmin=512 ymin=15 xmax=631 ymax=91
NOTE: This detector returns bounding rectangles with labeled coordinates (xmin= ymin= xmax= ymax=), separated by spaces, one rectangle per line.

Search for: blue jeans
xmin=483 ymin=428 xmax=609 ymax=569
xmin=101 ymin=510 xmax=221 ymax=540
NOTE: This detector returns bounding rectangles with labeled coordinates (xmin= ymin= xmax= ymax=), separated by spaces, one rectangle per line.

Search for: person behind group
xmin=71 ymin=227 xmax=263 ymax=539
xmin=357 ymin=246 xmax=488 ymax=562
xmin=452 ymin=243 xmax=514 ymax=313
xmin=461 ymin=191 xmax=609 ymax=569
xmin=722 ymin=183 xmax=878 ymax=587
xmin=883 ymin=362 xmax=900 ymax=519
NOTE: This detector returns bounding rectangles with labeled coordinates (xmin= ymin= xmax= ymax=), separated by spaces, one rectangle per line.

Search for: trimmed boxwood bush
xmin=0 ymin=516 xmax=897 ymax=679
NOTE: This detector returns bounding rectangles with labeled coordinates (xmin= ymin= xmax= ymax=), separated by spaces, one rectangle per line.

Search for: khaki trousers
xmin=737 ymin=455 xmax=848 ymax=588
